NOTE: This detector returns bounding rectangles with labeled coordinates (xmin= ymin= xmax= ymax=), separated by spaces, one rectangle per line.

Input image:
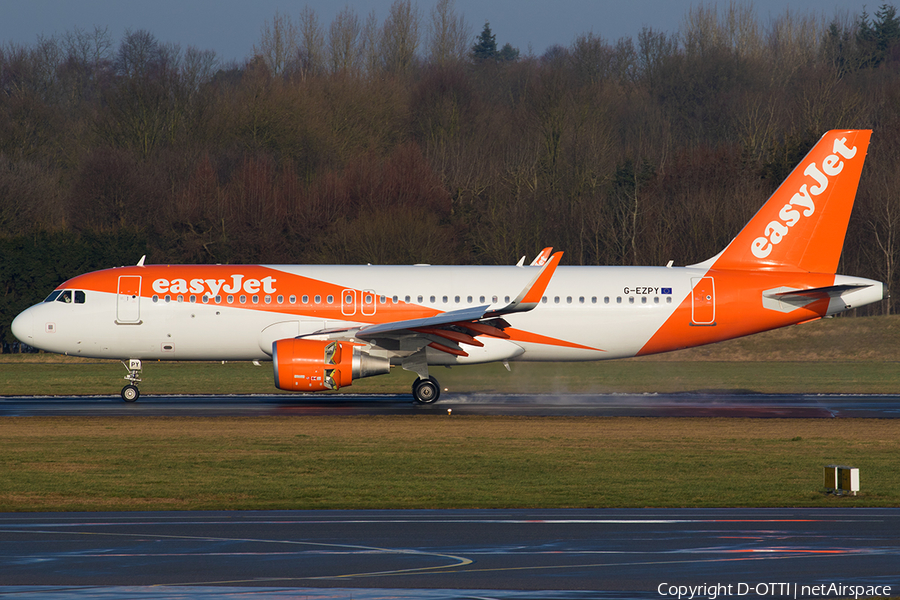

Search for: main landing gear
xmin=412 ymin=376 xmax=440 ymax=404
xmin=121 ymin=359 xmax=142 ymax=402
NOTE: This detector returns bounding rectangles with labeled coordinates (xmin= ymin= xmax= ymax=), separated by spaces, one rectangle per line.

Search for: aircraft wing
xmin=306 ymin=252 xmax=563 ymax=357
xmin=356 ymin=305 xmax=490 ymax=337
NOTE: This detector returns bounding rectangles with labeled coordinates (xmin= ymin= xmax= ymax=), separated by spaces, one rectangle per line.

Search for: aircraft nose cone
xmin=11 ymin=309 xmax=34 ymax=344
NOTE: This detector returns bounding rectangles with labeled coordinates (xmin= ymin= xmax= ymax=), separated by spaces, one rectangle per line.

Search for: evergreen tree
xmin=874 ymin=4 xmax=900 ymax=61
xmin=856 ymin=4 xmax=900 ymax=68
xmin=471 ymin=21 xmax=497 ymax=61
xmin=498 ymin=42 xmax=519 ymax=62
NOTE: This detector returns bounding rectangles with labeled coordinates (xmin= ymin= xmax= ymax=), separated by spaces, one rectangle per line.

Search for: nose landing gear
xmin=121 ymin=359 xmax=142 ymax=402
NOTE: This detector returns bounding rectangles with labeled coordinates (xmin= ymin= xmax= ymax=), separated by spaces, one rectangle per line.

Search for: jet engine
xmin=272 ymin=338 xmax=390 ymax=391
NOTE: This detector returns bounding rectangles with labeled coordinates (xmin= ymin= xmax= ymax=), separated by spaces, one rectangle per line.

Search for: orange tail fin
xmin=709 ymin=129 xmax=871 ymax=273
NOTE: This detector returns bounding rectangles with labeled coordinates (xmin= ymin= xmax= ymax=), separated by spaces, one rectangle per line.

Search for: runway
xmin=1 ymin=508 xmax=898 ymax=599
xmin=3 ymin=396 xmax=897 ymax=598
xmin=2 ymin=392 xmax=900 ymax=417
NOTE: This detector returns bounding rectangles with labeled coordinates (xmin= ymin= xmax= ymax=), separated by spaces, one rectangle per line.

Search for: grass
xmin=1 ymin=315 xmax=898 ymax=513
xmin=1 ymin=416 xmax=898 ymax=512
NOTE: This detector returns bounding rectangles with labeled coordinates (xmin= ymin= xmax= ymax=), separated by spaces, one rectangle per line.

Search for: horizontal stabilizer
xmin=764 ymin=283 xmax=873 ymax=300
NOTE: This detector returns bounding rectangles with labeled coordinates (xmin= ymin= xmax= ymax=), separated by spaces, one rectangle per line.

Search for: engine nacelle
xmin=272 ymin=338 xmax=390 ymax=391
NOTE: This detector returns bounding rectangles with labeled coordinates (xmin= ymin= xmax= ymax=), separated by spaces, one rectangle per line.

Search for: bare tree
xmin=252 ymin=11 xmax=298 ymax=76
xmin=361 ymin=10 xmax=382 ymax=75
xmin=63 ymin=25 xmax=113 ymax=66
xmin=298 ymin=6 xmax=326 ymax=77
xmin=115 ymin=29 xmax=163 ymax=78
xmin=863 ymin=166 xmax=900 ymax=314
xmin=328 ymin=5 xmax=363 ymax=75
xmin=428 ymin=0 xmax=471 ymax=65
xmin=380 ymin=0 xmax=421 ymax=75
xmin=570 ymin=32 xmax=614 ymax=85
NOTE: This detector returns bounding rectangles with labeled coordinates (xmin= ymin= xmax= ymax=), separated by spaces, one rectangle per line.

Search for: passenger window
xmin=667 ymin=297 xmax=673 ymax=303
xmin=314 ymin=295 xmax=321 ymax=304
xmin=654 ymin=297 xmax=660 ymax=304
xmin=227 ymin=295 xmax=234 ymax=304
xmin=554 ymin=297 xmax=560 ymax=304
xmin=265 ymin=295 xmax=272 ymax=304
xmin=641 ymin=297 xmax=647 ymax=304
xmin=629 ymin=297 xmax=635 ymax=304
xmin=616 ymin=297 xmax=622 ymax=304
xmin=177 ymin=295 xmax=184 ymax=303
xmin=542 ymin=297 xmax=547 ymax=303
xmin=302 ymin=295 xmax=309 ymax=304
xmin=443 ymin=296 xmax=449 ymax=303
xmin=405 ymin=295 xmax=411 ymax=303
xmin=480 ymin=296 xmax=485 ymax=303
xmin=252 ymin=295 xmax=259 ymax=303
xmin=454 ymin=296 xmax=460 ymax=303
xmin=165 ymin=295 xmax=171 ymax=303
xmin=604 ymin=297 xmax=610 ymax=304
xmin=430 ymin=296 xmax=436 ymax=303
xmin=239 ymin=295 xmax=246 ymax=304
xmin=277 ymin=295 xmax=284 ymax=304
xmin=566 ymin=297 xmax=572 ymax=304
xmin=289 ymin=295 xmax=296 ymax=304
xmin=190 ymin=295 xmax=197 ymax=303
xmin=579 ymin=297 xmax=584 ymax=304
xmin=152 ymin=295 xmax=159 ymax=303
xmin=326 ymin=295 xmax=334 ymax=304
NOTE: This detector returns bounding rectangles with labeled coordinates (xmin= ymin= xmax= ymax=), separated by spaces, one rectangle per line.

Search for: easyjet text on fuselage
xmin=151 ymin=274 xmax=277 ymax=297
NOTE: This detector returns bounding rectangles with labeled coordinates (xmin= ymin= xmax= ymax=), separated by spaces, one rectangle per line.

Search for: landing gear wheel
xmin=121 ymin=384 xmax=140 ymax=402
xmin=412 ymin=376 xmax=440 ymax=404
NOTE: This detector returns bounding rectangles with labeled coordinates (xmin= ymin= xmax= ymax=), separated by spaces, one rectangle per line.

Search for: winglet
xmin=529 ymin=247 xmax=553 ymax=266
xmin=487 ymin=251 xmax=563 ymax=316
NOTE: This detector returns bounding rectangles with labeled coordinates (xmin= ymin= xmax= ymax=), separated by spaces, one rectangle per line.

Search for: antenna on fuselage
xmin=137 ymin=255 xmax=146 ymax=267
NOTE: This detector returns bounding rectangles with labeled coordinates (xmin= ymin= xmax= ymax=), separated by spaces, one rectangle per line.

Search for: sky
xmin=0 ymin=0 xmax=873 ymax=64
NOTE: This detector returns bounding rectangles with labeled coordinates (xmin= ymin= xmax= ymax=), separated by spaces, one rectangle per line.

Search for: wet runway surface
xmin=3 ymin=396 xmax=898 ymax=598
xmin=1 ymin=509 xmax=898 ymax=599
xmin=2 ymin=392 xmax=900 ymax=417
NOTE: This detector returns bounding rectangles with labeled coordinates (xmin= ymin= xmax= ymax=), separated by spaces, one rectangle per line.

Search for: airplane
xmin=11 ymin=129 xmax=884 ymax=404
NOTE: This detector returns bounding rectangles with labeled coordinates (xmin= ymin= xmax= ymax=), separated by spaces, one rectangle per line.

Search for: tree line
xmin=2 ymin=1 xmax=900 ymax=345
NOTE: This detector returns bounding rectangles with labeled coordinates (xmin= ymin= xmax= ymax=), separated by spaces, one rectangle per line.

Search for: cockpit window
xmin=51 ymin=290 xmax=86 ymax=304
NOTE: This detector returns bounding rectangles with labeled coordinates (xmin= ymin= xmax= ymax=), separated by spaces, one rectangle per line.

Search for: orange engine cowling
xmin=272 ymin=338 xmax=390 ymax=391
